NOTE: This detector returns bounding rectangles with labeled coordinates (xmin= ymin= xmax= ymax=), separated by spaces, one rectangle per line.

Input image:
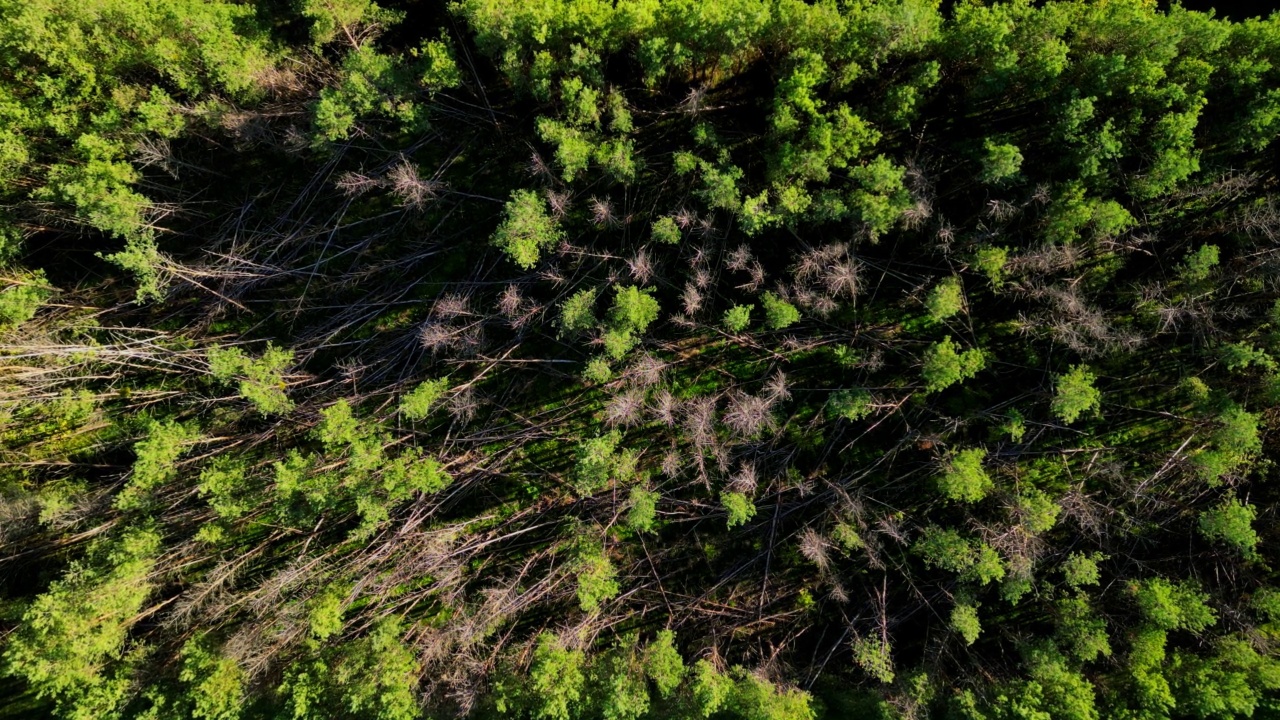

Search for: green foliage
xmin=301 ymin=0 xmax=396 ymax=46
xmin=492 ymin=190 xmax=564 ymax=269
xmin=1133 ymin=578 xmax=1217 ymax=633
xmin=1051 ymin=365 xmax=1101 ymax=424
xmin=937 ymin=448 xmax=992 ymax=503
xmin=197 ymin=457 xmax=249 ymax=520
xmin=924 ymin=276 xmax=965 ymax=324
xmin=117 ymin=419 xmax=199 ymax=510
xmin=760 ymin=292 xmax=800 ymax=330
xmin=399 ymin=378 xmax=450 ymax=420
xmin=914 ymin=526 xmax=1004 ymax=586
xmin=560 ymin=288 xmax=598 ymax=333
xmin=0 ymin=270 xmax=51 ymax=329
xmin=609 ymin=286 xmax=660 ymax=335
xmin=313 ymin=43 xmax=421 ymax=141
xmin=727 ymin=670 xmax=816 ymax=720
xmin=722 ymin=491 xmax=757 ymax=528
xmin=1195 ymin=405 xmax=1263 ymax=484
xmin=178 ymin=635 xmax=246 ymax=720
xmin=521 ymin=634 xmax=585 ymax=720
xmin=308 ymin=586 xmax=347 ymax=641
xmin=573 ymin=432 xmax=626 ymax=495
xmin=332 ymin=618 xmax=420 ymax=720
xmin=1062 ymin=552 xmax=1104 ymax=589
xmin=1056 ymin=596 xmax=1111 ymax=662
xmin=417 ymin=36 xmax=464 ymax=91
xmin=827 ymin=389 xmax=873 ymax=422
xmin=722 ymin=303 xmax=753 ymax=333
xmin=642 ymin=631 xmax=683 ymax=698
xmin=1180 ymin=243 xmax=1220 ymax=283
xmin=951 ymin=604 xmax=981 ymax=645
xmin=583 ymin=356 xmax=614 ymax=384
xmin=317 ymin=399 xmax=363 ymax=451
xmin=208 ymin=343 xmax=294 ymax=415
xmin=575 ymin=544 xmax=620 ymax=612
xmin=651 ymin=216 xmax=681 ymax=245
xmin=849 ymin=156 xmax=911 ymax=236
xmin=2 ymin=527 xmax=160 ymax=715
xmin=851 ymin=636 xmax=895 ymax=684
xmin=980 ymin=140 xmax=1023 ymax=183
xmin=103 ymin=234 xmax=166 ymax=302
xmin=626 ymin=485 xmax=658 ymax=533
xmin=1198 ymin=495 xmax=1259 ymax=559
xmin=921 ymin=337 xmax=986 ymax=393
xmin=972 ymin=246 xmax=1010 ymax=288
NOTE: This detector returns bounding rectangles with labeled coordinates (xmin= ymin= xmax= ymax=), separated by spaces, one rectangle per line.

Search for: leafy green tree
xmin=492 ymin=190 xmax=564 ymax=269
xmin=937 ymin=448 xmax=992 ymax=503
xmin=651 ymin=216 xmax=681 ymax=245
xmin=178 ymin=635 xmax=246 ymax=720
xmin=723 ymin=303 xmax=753 ymax=333
xmin=2 ymin=527 xmax=161 ymax=716
xmin=1051 ymin=365 xmax=1101 ymax=424
xmin=722 ymin=491 xmax=757 ymax=528
xmin=399 ymin=377 xmax=450 ymax=420
xmin=117 ymin=420 xmax=200 ymax=510
xmin=924 ymin=276 xmax=965 ymax=324
xmin=560 ymin=288 xmax=598 ymax=333
xmin=626 ymin=485 xmax=659 ymax=533
xmin=921 ymin=337 xmax=986 ymax=393
xmin=642 ymin=631 xmax=684 ymax=698
xmin=980 ymin=140 xmax=1023 ymax=183
xmin=0 ymin=270 xmax=51 ymax=329
xmin=851 ymin=637 xmax=895 ymax=684
xmin=972 ymin=246 xmax=1010 ymax=288
xmin=760 ymin=292 xmax=800 ymax=330
xmin=609 ymin=286 xmax=660 ymax=335
xmin=952 ymin=604 xmax=982 ymax=645
xmin=575 ymin=544 xmax=620 ymax=612
xmin=1062 ymin=552 xmax=1104 ymax=589
xmin=827 ymin=389 xmax=873 ymax=422
xmin=1198 ymin=496 xmax=1260 ymax=560
xmin=208 ymin=344 xmax=294 ymax=415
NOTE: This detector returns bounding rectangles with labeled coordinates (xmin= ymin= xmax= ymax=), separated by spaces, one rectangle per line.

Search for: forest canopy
xmin=3 ymin=0 xmax=1280 ymax=718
